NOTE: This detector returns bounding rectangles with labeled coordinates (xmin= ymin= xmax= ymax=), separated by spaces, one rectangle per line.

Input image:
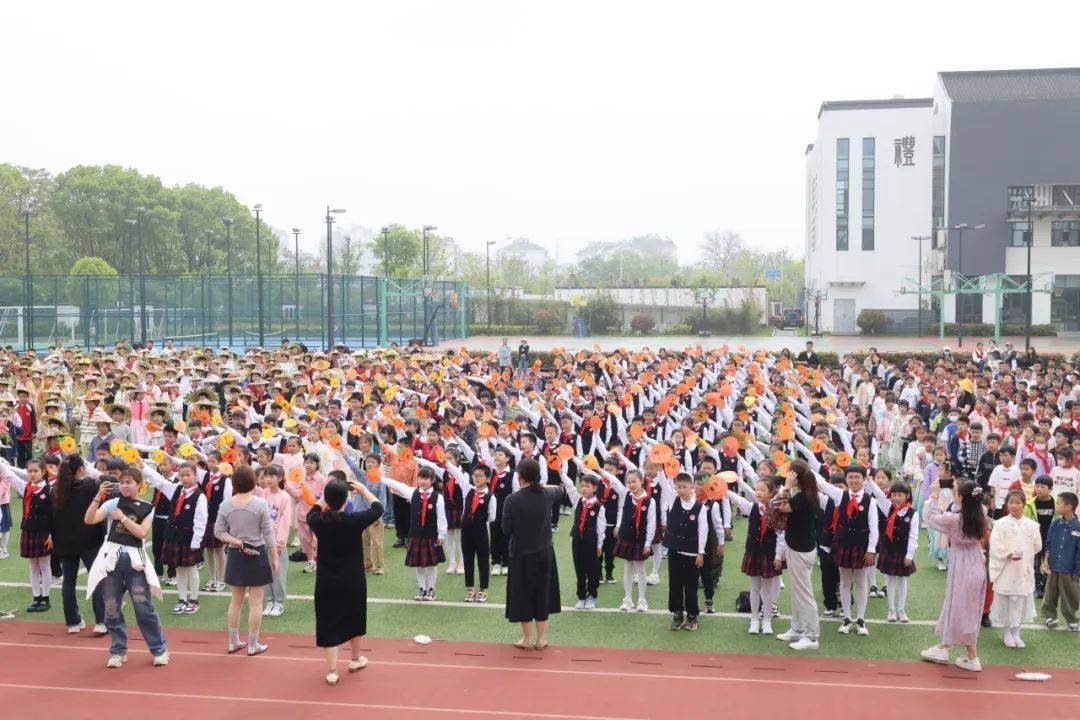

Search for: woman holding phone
xmin=214 ymin=464 xmax=278 ymax=656
xmin=84 ymin=466 xmax=169 ymax=669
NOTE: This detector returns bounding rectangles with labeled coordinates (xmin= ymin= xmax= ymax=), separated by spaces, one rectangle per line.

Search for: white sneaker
xmin=619 ymin=597 xmax=634 ymax=612
xmin=67 ymin=620 xmax=86 ymax=634
xmin=106 ymin=654 xmax=127 ymax=669
xmin=636 ymin=598 xmax=649 ymax=612
xmin=886 ymin=611 xmax=897 ymax=623
xmin=855 ymin=619 xmax=869 ymax=636
xmin=838 ymin=618 xmax=852 ymax=634
xmin=776 ymin=629 xmax=802 ymax=642
xmin=585 ymin=596 xmax=597 ymax=610
xmin=920 ymin=645 xmax=950 ymax=664
xmin=51 ymin=575 xmax=63 ymax=587
xmin=646 ymin=573 xmax=660 ymax=586
xmin=954 ymin=656 xmax=982 ymax=672
xmin=761 ymin=619 xmax=773 ymax=635
xmin=789 ymin=636 xmax=819 ymax=651
xmin=152 ymin=652 xmax=170 ymax=666
xmin=303 ymin=561 xmax=317 ymax=573
xmin=492 ymin=564 xmax=503 ymax=576
xmin=92 ymin=623 xmax=108 ymax=636
xmin=897 ymin=611 xmax=909 ymax=624
xmin=263 ymin=603 xmax=274 ymax=615
xmin=936 ymin=560 xmax=946 ymax=571
xmin=0 ymin=548 xmax=9 ymax=559
xmin=445 ymin=563 xmax=457 ymax=574
xmin=575 ymin=599 xmax=586 ymax=610
xmin=748 ymin=619 xmax=761 ymax=634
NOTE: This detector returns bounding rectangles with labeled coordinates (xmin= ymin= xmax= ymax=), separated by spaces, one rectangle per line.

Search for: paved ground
xmin=444 ymin=334 xmax=1080 ymax=355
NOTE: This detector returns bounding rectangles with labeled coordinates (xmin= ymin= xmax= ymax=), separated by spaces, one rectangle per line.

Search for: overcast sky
xmin=4 ymin=1 xmax=1078 ymax=265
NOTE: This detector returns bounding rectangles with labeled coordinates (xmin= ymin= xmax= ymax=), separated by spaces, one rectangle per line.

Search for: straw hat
xmin=91 ymin=406 xmax=113 ymax=424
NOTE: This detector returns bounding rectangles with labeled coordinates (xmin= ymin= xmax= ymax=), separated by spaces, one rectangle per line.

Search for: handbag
xmin=735 ymin=590 xmax=751 ymax=613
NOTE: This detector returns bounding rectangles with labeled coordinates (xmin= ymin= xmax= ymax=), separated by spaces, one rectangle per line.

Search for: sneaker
xmin=374 ymin=567 xmax=385 ymax=575
xmin=748 ymin=619 xmax=761 ymax=634
xmin=51 ymin=574 xmax=63 ymax=587
xmin=201 ymin=581 xmax=216 ymax=592
xmin=761 ymin=619 xmax=773 ymax=635
xmin=771 ymin=603 xmax=779 ymax=618
xmin=263 ymin=603 xmax=274 ymax=615
xmin=164 ymin=577 xmax=177 ymax=587
xmin=981 ymin=613 xmax=991 ymax=628
xmin=838 ymin=618 xmax=852 ymax=635
xmin=92 ymin=623 xmax=108 ymax=636
xmin=248 ymin=643 xmax=268 ymax=656
xmin=619 ymin=597 xmax=634 ymax=612
xmin=789 ymin=636 xmax=819 ymax=651
xmin=670 ymin=613 xmax=685 ymax=631
xmin=776 ymin=629 xmax=802 ymax=642
xmin=152 ymin=652 xmax=170 ymax=666
xmin=646 ymin=572 xmax=660 ymax=586
xmin=868 ymin=585 xmax=879 ymax=598
xmin=704 ymin=599 xmax=715 ymax=615
xmin=184 ymin=600 xmax=199 ymax=615
xmin=476 ymin=591 xmax=487 ymax=603
xmin=605 ymin=572 xmax=615 ymax=584
xmin=67 ymin=620 xmax=86 ymax=634
xmin=392 ymin=539 xmax=406 ymax=549
xmin=855 ymin=619 xmax=869 ymax=636
xmin=303 ymin=561 xmax=317 ymax=574
xmin=465 ymin=590 xmax=476 ymax=603
xmin=424 ymin=590 xmax=436 ymax=602
xmin=954 ymin=656 xmax=982 ymax=673
xmin=1014 ymin=638 xmax=1026 ymax=649
xmin=289 ymin=549 xmax=307 ymax=562
xmin=898 ymin=611 xmax=909 ymax=624
xmin=0 ymin=548 xmax=9 ymax=559
xmin=636 ymin=598 xmax=649 ymax=613
xmin=106 ymin=654 xmax=127 ymax=669
xmin=920 ymin=645 xmax=950 ymax=664
xmin=683 ymin=616 xmax=699 ymax=631
xmin=171 ymin=601 xmax=187 ymax=615
xmin=414 ymin=588 xmax=425 ymax=601
xmin=1045 ymin=618 xmax=1059 ymax=629
xmin=585 ymin=596 xmax=597 ymax=610
xmin=491 ymin=563 xmax=502 ymax=576
xmin=26 ymin=599 xmax=44 ymax=613
xmin=445 ymin=563 xmax=457 ymax=574
xmin=936 ymin=560 xmax=946 ymax=571
xmin=575 ymin=598 xmax=586 ymax=610
xmin=886 ymin=611 xmax=898 ymax=623
xmin=1068 ymin=623 xmax=1080 ymax=632
xmin=822 ymin=608 xmax=835 ymax=618
xmin=272 ymin=603 xmax=284 ymax=617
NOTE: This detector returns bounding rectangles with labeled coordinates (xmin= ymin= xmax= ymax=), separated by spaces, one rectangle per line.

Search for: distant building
xmin=805 ymin=67 xmax=1080 ymax=333
xmin=497 ymin=238 xmax=550 ymax=270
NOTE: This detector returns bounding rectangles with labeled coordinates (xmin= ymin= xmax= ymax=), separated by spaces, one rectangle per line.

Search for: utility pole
xmin=1023 ymin=191 xmax=1034 ymax=350
xmin=222 ymin=217 xmax=234 ymax=346
xmin=381 ymin=226 xmax=391 ymax=277
xmin=911 ymin=235 xmax=931 ymax=334
xmin=254 ymin=204 xmax=265 ymax=347
xmin=136 ymin=206 xmax=147 ymax=346
xmin=421 ymin=225 xmax=436 ymax=345
xmin=325 ymin=206 xmax=346 ymax=350
xmin=486 ymin=240 xmax=496 ymax=334
xmin=292 ymin=227 xmax=301 ymax=342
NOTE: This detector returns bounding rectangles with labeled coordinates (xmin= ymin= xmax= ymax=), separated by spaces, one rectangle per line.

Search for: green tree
xmin=66 ymin=256 xmax=119 ymax=306
xmin=581 ymin=292 xmax=620 ymax=333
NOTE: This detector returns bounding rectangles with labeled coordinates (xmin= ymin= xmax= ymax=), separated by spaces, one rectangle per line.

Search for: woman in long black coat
xmin=307 ymin=478 xmax=382 ymax=686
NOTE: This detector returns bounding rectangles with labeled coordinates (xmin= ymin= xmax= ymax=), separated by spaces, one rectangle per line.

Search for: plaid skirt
xmin=877 ymin=550 xmax=916 ymax=577
xmin=831 ymin=541 xmax=871 ymax=570
xmin=20 ymin=530 xmax=50 ymax=559
xmin=405 ymin=537 xmax=446 ymax=567
xmin=741 ymin=550 xmax=782 ymax=578
xmin=446 ymin=506 xmax=462 ymax=531
xmin=202 ymin=524 xmax=224 ymax=549
xmin=613 ymin=538 xmax=648 ymax=562
xmin=162 ymin=539 xmax=204 ymax=568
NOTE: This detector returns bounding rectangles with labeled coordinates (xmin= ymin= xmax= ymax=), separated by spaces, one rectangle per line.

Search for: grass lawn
xmin=2 ymin=510 xmax=1077 ymax=668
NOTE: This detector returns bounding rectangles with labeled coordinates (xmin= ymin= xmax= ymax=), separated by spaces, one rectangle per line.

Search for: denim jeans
xmin=100 ymin=552 xmax=168 ymax=657
xmin=61 ymin=549 xmax=105 ymax=627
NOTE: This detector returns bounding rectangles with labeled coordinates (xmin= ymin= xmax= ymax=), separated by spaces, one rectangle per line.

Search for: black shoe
xmin=1035 ymin=588 xmax=1045 ymax=599
xmin=684 ymin=616 xmax=699 ymax=631
xmin=39 ymin=597 xmax=50 ymax=611
xmin=981 ymin=613 xmax=992 ymax=628
xmin=605 ymin=572 xmax=615 ymax=584
xmin=704 ymin=599 xmax=715 ymax=614
xmin=670 ymin=613 xmax=685 ymax=631
xmin=392 ymin=539 xmax=407 ymax=549
xmin=289 ymin=549 xmax=307 ymax=562
xmin=26 ymin=598 xmax=44 ymax=613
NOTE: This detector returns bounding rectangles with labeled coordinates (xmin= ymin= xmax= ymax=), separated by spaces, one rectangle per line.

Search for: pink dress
xmin=925 ymin=501 xmax=987 ymax=646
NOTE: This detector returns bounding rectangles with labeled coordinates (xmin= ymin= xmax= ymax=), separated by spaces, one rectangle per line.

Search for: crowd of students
xmin=0 ymin=336 xmax=1077 ymax=677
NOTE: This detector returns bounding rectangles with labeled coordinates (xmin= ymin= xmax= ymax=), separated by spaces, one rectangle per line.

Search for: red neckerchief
xmin=632 ymin=493 xmax=648 ymax=528
xmin=846 ymin=492 xmax=862 ymax=520
xmin=468 ymin=488 xmax=486 ymax=517
xmin=173 ymin=486 xmax=193 ymax=518
xmin=444 ymin=474 xmax=457 ymax=506
xmin=758 ymin=503 xmax=768 ymax=543
xmin=885 ymin=503 xmax=912 ymax=541
xmin=203 ymin=472 xmax=220 ymax=498
xmin=419 ymin=490 xmax=432 ymax=526
xmin=578 ymin=498 xmax=593 ymax=532
xmin=23 ymin=482 xmax=44 ymax=520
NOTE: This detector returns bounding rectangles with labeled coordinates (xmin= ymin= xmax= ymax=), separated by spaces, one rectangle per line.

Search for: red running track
xmin=0 ymin=621 xmax=1076 ymax=719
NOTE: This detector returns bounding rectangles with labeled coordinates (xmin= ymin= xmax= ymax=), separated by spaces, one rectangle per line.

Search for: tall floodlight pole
xmin=911 ymin=235 xmax=931 ymax=335
xmin=1023 ymin=191 xmax=1034 ymax=350
xmin=222 ymin=217 xmax=234 ymax=346
xmin=942 ymin=222 xmax=985 ymax=348
xmin=325 ymin=206 xmax=346 ymax=350
xmin=23 ymin=203 xmax=32 ymax=351
xmin=253 ymin=204 xmax=265 ymax=346
xmin=381 ymin=226 xmax=391 ymax=276
xmin=421 ymin=225 xmax=436 ymax=345
xmin=292 ymin=227 xmax=301 ymax=341
xmin=136 ymin=206 xmax=147 ymax=345
xmin=486 ymin=239 xmax=496 ymax=334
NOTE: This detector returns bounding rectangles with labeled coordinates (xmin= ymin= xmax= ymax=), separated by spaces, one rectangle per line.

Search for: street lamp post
xmin=136 ymin=206 xmax=147 ymax=346
xmin=253 ymin=204 xmax=264 ymax=347
xmin=941 ymin=222 xmax=986 ymax=348
xmin=911 ymin=235 xmax=932 ymax=335
xmin=203 ymin=229 xmax=214 ymax=345
xmin=344 ymin=235 xmax=351 ymax=345
xmin=292 ymin=227 xmax=301 ymax=341
xmin=325 ymin=206 xmax=346 ymax=350
xmin=222 ymin=217 xmax=234 ymax=346
xmin=380 ymin=227 xmax=391 ymax=277
xmin=124 ymin=218 xmax=137 ymax=341
xmin=486 ymin=240 xmax=496 ymax=334
xmin=22 ymin=204 xmax=32 ymax=351
xmin=421 ymin=225 xmax=436 ymax=345
xmin=1023 ymin=192 xmax=1035 ymax=350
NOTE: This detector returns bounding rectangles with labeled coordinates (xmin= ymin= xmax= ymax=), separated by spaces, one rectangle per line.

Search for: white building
xmin=805 ymin=68 xmax=1080 ymax=333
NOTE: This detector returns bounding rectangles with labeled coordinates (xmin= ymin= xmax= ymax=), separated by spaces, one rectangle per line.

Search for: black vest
xmin=152 ymin=488 xmax=172 ymax=519
xmin=21 ymin=483 xmax=52 ymax=534
xmin=107 ymin=497 xmax=153 ymax=547
xmin=663 ymin=500 xmax=703 ymax=554
xmin=744 ymin=502 xmax=777 ymax=557
xmin=570 ymin=499 xmax=602 ymax=541
xmin=202 ymin=474 xmax=228 ymax=522
xmin=618 ymin=493 xmax=651 ymax=543
xmin=877 ymin=506 xmax=915 ymax=556
xmin=490 ymin=470 xmax=513 ymax=518
xmin=833 ymin=492 xmax=872 ymax=551
xmin=462 ymin=488 xmax=493 ymax=528
xmin=597 ymin=479 xmax=620 ymax=525
xmin=165 ymin=486 xmax=200 ymax=545
xmin=409 ymin=489 xmax=439 ymax=539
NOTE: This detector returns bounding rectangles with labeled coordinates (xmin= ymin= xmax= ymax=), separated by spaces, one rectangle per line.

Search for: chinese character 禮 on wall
xmin=894 ymin=136 xmax=915 ymax=167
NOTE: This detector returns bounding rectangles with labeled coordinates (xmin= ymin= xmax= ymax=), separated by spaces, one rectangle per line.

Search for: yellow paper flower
xmin=123 ymin=447 xmax=141 ymax=464
xmin=284 ymin=417 xmax=297 ymax=429
xmin=151 ymin=449 xmax=166 ymax=464
xmin=59 ymin=436 xmax=78 ymax=453
xmin=178 ymin=442 xmax=196 ymax=458
xmin=262 ymin=427 xmax=276 ymax=440
xmin=109 ymin=439 xmax=126 ymax=456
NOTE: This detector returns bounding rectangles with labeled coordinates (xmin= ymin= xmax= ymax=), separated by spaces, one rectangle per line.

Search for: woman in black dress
xmin=502 ymin=458 xmax=565 ymax=650
xmin=308 ymin=478 xmax=382 ymax=686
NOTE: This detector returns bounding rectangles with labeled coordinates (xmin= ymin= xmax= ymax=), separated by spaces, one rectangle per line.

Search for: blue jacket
xmin=1045 ymin=516 xmax=1080 ymax=575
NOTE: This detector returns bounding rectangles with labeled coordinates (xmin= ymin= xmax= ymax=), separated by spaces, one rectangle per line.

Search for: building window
xmin=836 ymin=138 xmax=849 ymax=251
xmin=1051 ymin=221 xmax=1080 ymax=247
xmin=1052 ymin=185 xmax=1080 ymax=207
xmin=1009 ymin=222 xmax=1031 ymax=247
xmin=931 ymin=136 xmax=945 ymax=247
xmin=861 ymin=138 xmax=875 ymax=250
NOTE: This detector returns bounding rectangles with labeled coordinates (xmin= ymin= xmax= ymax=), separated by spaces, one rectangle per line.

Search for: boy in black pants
xmin=664 ymin=473 xmax=707 ymax=631
xmin=818 ymin=473 xmax=846 ymax=616
xmin=461 ymin=465 xmax=496 ymax=603
xmin=561 ymin=472 xmax=606 ymax=609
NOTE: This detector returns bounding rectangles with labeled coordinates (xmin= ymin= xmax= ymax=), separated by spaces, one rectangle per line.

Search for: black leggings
xmin=819 ymin=547 xmax=840 ymax=612
xmin=602 ymin=527 xmax=616 ymax=575
xmin=461 ymin=524 xmax=490 ymax=590
xmin=152 ymin=517 xmax=175 ymax=579
xmin=489 ymin=519 xmax=508 ymax=566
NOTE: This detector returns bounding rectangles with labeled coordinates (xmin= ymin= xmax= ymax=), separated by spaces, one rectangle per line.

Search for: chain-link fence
xmin=0 ymin=273 xmax=469 ymax=350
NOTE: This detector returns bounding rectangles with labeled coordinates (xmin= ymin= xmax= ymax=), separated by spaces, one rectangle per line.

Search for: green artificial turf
xmin=2 ymin=510 xmax=1077 ymax=669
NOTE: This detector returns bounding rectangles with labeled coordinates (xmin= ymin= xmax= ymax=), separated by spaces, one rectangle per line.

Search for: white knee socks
xmin=28 ymin=556 xmax=51 ymax=596
xmin=622 ymin=560 xmax=646 ymax=601
xmin=650 ymin=545 xmax=662 ymax=576
xmin=176 ymin=566 xmax=200 ymax=602
xmin=886 ymin=575 xmax=908 ymax=613
xmin=446 ymin=529 xmax=462 ymax=568
xmin=415 ymin=566 xmax=438 ymax=592
xmin=839 ymin=567 xmax=869 ymax=620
